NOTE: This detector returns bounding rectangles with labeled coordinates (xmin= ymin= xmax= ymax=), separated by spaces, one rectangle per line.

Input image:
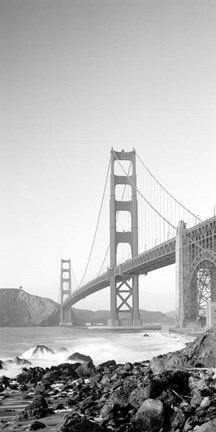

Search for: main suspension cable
xmin=78 ymin=158 xmax=111 ymax=288
xmin=137 ymin=152 xmax=202 ymax=223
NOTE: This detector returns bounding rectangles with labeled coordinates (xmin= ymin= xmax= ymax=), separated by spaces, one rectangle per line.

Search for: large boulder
xmin=30 ymin=420 xmax=46 ymax=430
xmin=131 ymin=398 xmax=164 ymax=432
xmin=58 ymin=414 xmax=100 ymax=432
xmin=17 ymin=366 xmax=45 ymax=384
xmin=76 ymin=361 xmax=96 ymax=377
xmin=18 ymin=396 xmax=54 ymax=420
xmin=194 ymin=419 xmax=216 ymax=432
xmin=68 ymin=352 xmax=92 ymax=363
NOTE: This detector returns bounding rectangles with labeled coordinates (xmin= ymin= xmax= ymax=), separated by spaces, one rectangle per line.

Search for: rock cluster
xmin=2 ymin=330 xmax=216 ymax=431
xmin=150 ymin=329 xmax=216 ymax=374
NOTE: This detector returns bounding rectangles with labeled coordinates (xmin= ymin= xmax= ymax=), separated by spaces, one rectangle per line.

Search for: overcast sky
xmin=1 ymin=0 xmax=216 ymax=312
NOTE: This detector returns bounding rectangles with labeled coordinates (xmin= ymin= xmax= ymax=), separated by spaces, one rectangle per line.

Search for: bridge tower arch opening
xmin=60 ymin=259 xmax=72 ymax=326
xmin=108 ymin=149 xmax=142 ymax=327
xmin=185 ymin=260 xmax=216 ymax=325
xmin=176 ymin=219 xmax=216 ymax=328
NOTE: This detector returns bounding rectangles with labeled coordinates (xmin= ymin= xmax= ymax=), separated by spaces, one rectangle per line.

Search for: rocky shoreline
xmin=1 ymin=330 xmax=216 ymax=431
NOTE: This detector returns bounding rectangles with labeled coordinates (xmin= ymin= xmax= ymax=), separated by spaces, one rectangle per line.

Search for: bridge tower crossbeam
xmin=108 ymin=149 xmax=142 ymax=327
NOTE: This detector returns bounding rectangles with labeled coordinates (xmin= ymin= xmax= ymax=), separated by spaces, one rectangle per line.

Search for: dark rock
xmin=76 ymin=360 xmax=96 ymax=377
xmin=34 ymin=382 xmax=48 ymax=395
xmin=143 ymin=334 xmax=150 ymax=337
xmin=100 ymin=381 xmax=135 ymax=418
xmin=67 ymin=352 xmax=92 ymax=363
xmin=58 ymin=414 xmax=101 ymax=432
xmin=18 ymin=396 xmax=54 ymax=420
xmin=17 ymin=366 xmax=45 ymax=384
xmin=0 ymin=376 xmax=10 ymax=389
xmin=112 ymin=379 xmax=122 ymax=390
xmin=0 ymin=360 xmax=4 ymax=369
xmin=67 ymin=398 xmax=77 ymax=407
xmin=129 ymin=386 xmax=150 ymax=409
xmin=170 ymin=407 xmax=186 ymax=429
xmin=98 ymin=359 xmax=117 ymax=369
xmin=9 ymin=382 xmax=19 ymax=390
xmin=42 ymin=363 xmax=78 ymax=384
xmin=131 ymin=398 xmax=164 ymax=432
xmin=30 ymin=420 xmax=46 ymax=430
xmin=56 ymin=403 xmax=65 ymax=410
xmin=123 ymin=362 xmax=133 ymax=371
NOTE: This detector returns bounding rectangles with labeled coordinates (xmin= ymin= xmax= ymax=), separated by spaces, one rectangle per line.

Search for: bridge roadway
xmin=62 ymin=236 xmax=176 ymax=310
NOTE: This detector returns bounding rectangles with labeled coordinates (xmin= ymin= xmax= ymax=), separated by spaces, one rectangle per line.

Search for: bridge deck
xmin=62 ymin=237 xmax=176 ymax=309
xmin=62 ymin=217 xmax=216 ymax=309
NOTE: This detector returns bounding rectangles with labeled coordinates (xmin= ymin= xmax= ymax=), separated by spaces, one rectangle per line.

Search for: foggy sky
xmin=1 ymin=0 xmax=216 ymax=311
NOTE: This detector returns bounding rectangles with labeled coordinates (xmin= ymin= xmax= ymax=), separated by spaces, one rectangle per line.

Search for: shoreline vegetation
xmin=1 ymin=330 xmax=216 ymax=431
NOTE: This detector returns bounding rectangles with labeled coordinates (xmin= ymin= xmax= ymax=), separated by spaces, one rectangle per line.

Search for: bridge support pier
xmin=108 ymin=149 xmax=142 ymax=327
xmin=108 ymin=274 xmax=119 ymax=326
xmin=60 ymin=259 xmax=72 ymax=326
xmin=175 ymin=221 xmax=186 ymax=328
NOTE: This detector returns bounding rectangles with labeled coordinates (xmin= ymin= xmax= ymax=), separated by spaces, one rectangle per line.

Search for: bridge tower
xmin=175 ymin=219 xmax=216 ymax=328
xmin=108 ymin=149 xmax=142 ymax=327
xmin=60 ymin=259 xmax=72 ymax=325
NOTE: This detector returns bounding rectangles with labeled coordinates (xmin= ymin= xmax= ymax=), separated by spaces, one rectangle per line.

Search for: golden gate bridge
xmin=59 ymin=149 xmax=216 ymax=329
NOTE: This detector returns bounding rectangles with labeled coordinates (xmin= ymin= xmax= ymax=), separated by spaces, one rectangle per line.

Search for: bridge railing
xmin=114 ymin=237 xmax=176 ymax=276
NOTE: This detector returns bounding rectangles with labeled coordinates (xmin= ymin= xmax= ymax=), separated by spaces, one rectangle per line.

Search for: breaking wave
xmin=0 ymin=328 xmax=194 ymax=378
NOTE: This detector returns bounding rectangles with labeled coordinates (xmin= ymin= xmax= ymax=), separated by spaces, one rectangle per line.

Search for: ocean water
xmin=0 ymin=326 xmax=195 ymax=378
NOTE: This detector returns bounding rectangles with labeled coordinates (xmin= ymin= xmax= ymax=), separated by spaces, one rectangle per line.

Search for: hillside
xmin=72 ymin=308 xmax=170 ymax=326
xmin=0 ymin=289 xmax=60 ymax=326
xmin=0 ymin=289 xmax=172 ymax=326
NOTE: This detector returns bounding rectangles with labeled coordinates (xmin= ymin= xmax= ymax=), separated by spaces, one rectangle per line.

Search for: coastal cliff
xmin=0 ymin=289 xmax=60 ymax=326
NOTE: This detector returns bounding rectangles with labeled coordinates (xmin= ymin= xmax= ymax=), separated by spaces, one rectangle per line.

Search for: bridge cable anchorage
xmin=97 ymin=161 xmax=133 ymax=275
xmin=112 ymin=149 xmax=176 ymax=230
xmin=136 ymin=152 xmax=202 ymax=224
xmin=77 ymin=158 xmax=111 ymax=289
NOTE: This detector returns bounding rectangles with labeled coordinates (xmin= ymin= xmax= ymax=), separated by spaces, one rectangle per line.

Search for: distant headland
xmin=0 ymin=288 xmax=174 ymax=327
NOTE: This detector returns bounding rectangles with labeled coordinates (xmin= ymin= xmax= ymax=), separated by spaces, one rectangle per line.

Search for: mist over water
xmin=0 ymin=326 xmax=194 ymax=378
